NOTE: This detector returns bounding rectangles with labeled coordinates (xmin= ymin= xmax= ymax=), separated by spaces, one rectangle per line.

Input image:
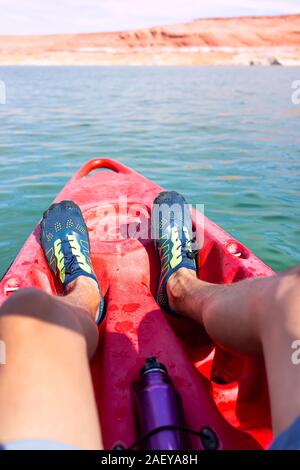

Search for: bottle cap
xmin=140 ymin=356 xmax=167 ymax=376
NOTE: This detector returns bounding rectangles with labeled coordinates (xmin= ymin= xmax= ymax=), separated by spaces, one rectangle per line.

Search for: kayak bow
xmin=0 ymin=159 xmax=274 ymax=450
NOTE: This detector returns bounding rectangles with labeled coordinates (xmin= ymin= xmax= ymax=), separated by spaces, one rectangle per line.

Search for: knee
xmin=259 ymin=271 xmax=300 ymax=336
xmin=275 ymin=271 xmax=300 ymax=307
xmin=0 ymin=288 xmax=98 ymax=357
xmin=0 ymin=287 xmax=53 ymax=317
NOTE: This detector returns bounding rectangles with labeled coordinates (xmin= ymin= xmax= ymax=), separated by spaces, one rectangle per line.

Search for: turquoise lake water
xmin=0 ymin=66 xmax=299 ymax=277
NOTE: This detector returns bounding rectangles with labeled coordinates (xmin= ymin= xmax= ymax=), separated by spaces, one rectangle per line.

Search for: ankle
xmin=166 ymin=268 xmax=197 ymax=313
xmin=65 ymin=276 xmax=100 ymax=321
xmin=67 ymin=275 xmax=98 ymax=292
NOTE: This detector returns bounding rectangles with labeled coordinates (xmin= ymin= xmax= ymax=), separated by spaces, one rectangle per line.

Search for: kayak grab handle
xmin=74 ymin=158 xmax=134 ymax=179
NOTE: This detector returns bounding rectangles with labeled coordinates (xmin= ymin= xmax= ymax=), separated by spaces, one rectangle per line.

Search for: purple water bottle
xmin=133 ymin=357 xmax=190 ymax=450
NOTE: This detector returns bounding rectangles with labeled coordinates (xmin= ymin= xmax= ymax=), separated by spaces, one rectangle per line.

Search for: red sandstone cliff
xmin=0 ymin=14 xmax=299 ymax=65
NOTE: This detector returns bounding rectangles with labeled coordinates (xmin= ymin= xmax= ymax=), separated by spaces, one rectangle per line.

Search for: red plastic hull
xmin=0 ymin=159 xmax=274 ymax=450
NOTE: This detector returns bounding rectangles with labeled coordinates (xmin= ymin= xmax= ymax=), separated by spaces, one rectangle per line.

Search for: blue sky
xmin=0 ymin=0 xmax=299 ymax=35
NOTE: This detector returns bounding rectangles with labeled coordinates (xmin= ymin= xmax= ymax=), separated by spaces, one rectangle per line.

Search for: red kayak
xmin=0 ymin=159 xmax=274 ymax=450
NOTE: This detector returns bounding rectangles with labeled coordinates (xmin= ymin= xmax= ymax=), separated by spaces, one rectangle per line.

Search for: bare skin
xmin=0 ymin=276 xmax=103 ymax=449
xmin=0 ymin=258 xmax=299 ymax=447
xmin=167 ymin=266 xmax=300 ymax=438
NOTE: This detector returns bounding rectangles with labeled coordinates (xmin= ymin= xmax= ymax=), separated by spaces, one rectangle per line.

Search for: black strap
xmin=116 ymin=425 xmax=219 ymax=451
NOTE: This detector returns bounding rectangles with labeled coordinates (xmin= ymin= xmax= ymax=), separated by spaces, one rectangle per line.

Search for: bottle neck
xmin=141 ymin=368 xmax=170 ymax=386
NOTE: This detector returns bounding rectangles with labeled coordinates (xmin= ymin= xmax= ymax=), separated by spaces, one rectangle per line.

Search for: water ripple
xmin=0 ymin=66 xmax=299 ymax=275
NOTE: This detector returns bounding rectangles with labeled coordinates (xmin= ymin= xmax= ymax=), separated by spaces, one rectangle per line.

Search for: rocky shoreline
xmin=0 ymin=14 xmax=299 ymax=66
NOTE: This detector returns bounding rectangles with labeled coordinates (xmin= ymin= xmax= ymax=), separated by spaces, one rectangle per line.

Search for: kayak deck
xmin=0 ymin=159 xmax=274 ymax=449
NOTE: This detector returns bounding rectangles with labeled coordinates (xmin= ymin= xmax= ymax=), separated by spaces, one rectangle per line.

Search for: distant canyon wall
xmin=0 ymin=14 xmax=299 ymax=65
